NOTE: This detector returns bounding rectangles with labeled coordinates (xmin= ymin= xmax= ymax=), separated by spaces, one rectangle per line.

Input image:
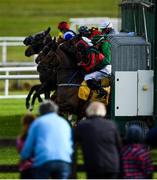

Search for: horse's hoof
xmin=29 ymin=106 xmax=33 ymax=111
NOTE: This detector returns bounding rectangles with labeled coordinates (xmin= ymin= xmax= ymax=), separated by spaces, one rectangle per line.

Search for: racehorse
xmin=23 ymin=27 xmax=57 ymax=110
xmin=24 ymin=28 xmax=111 ymax=119
xmin=37 ymin=36 xmax=88 ymax=118
xmin=48 ymin=37 xmax=112 ymax=118
xmin=23 ymin=27 xmax=52 ymax=56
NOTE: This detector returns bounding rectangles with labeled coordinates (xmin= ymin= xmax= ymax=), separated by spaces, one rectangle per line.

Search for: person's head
xmin=20 ymin=113 xmax=36 ymax=139
xmin=58 ymin=21 xmax=70 ymax=32
xmin=86 ymin=101 xmax=107 ymax=117
xmin=39 ymin=100 xmax=59 ymax=115
xmin=126 ymin=124 xmax=144 ymax=144
xmin=99 ymin=21 xmax=113 ymax=34
xmin=78 ymin=26 xmax=89 ymax=37
xmin=89 ymin=26 xmax=101 ymax=38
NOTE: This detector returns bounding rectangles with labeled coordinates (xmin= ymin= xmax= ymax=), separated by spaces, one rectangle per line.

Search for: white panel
xmin=137 ymin=70 xmax=154 ymax=116
xmin=115 ymin=71 xmax=137 ymax=116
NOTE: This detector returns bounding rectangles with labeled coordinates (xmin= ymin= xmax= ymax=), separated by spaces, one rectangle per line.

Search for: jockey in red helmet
xmin=89 ymin=27 xmax=101 ymax=39
xmin=58 ymin=21 xmax=76 ymax=41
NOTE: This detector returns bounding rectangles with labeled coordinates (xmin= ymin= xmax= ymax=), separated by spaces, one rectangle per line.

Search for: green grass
xmin=0 ymin=147 xmax=18 ymax=165
xmin=0 ymin=99 xmax=39 ymax=138
xmin=0 ymin=148 xmax=20 ymax=179
xmin=0 ymin=173 xmax=19 ymax=179
xmin=0 ymin=0 xmax=120 ymax=36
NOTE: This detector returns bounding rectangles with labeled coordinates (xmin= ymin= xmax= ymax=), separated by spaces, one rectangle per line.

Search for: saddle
xmin=78 ymin=78 xmax=111 ymax=105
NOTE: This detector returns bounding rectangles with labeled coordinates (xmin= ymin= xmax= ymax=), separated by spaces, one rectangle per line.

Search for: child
xmin=16 ymin=113 xmax=36 ymax=179
xmin=121 ymin=124 xmax=154 ymax=179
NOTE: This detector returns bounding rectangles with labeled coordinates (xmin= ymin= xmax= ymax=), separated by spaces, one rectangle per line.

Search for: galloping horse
xmin=43 ymin=36 xmax=112 ymax=118
xmin=23 ymin=27 xmax=57 ymax=110
xmin=24 ymin=28 xmax=111 ymax=118
xmin=38 ymin=36 xmax=88 ymax=117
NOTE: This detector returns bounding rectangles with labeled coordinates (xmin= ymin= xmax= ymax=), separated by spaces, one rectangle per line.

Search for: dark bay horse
xmin=24 ymin=29 xmax=111 ymax=118
xmin=42 ymin=36 xmax=112 ymax=118
xmin=23 ymin=27 xmax=57 ymax=110
xmin=23 ymin=27 xmax=52 ymax=56
xmin=39 ymin=37 xmax=90 ymax=118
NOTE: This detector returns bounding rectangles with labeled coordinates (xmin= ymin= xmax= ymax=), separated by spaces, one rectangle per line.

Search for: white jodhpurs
xmin=84 ymin=65 xmax=112 ymax=81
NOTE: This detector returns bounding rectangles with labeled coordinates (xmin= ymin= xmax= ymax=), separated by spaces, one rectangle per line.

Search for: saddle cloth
xmin=78 ymin=80 xmax=111 ymax=105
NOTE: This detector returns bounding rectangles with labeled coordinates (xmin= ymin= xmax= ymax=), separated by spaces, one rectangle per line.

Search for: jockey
xmin=58 ymin=21 xmax=76 ymax=41
xmin=77 ymin=35 xmax=111 ymax=97
xmin=78 ymin=26 xmax=90 ymax=38
xmin=89 ymin=27 xmax=101 ymax=39
xmin=99 ymin=20 xmax=117 ymax=35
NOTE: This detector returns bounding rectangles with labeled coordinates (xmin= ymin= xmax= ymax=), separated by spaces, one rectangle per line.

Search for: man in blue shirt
xmin=21 ymin=100 xmax=73 ymax=179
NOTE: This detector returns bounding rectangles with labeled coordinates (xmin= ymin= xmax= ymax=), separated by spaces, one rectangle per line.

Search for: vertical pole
xmin=2 ymin=41 xmax=7 ymax=65
xmin=5 ymin=71 xmax=9 ymax=97
xmin=154 ymin=0 xmax=157 ymax=122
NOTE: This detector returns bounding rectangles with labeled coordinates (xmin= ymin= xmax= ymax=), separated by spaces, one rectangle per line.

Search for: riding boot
xmin=97 ymin=87 xmax=108 ymax=98
xmin=86 ymin=79 xmax=100 ymax=90
xmin=86 ymin=79 xmax=107 ymax=98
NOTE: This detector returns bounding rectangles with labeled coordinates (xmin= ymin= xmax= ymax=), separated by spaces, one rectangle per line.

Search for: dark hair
xmin=126 ymin=125 xmax=144 ymax=144
xmin=19 ymin=113 xmax=36 ymax=140
xmin=39 ymin=100 xmax=59 ymax=115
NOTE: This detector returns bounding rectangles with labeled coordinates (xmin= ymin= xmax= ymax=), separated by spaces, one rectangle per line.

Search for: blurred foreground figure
xmin=16 ymin=113 xmax=36 ymax=179
xmin=21 ymin=100 xmax=73 ymax=179
xmin=146 ymin=126 xmax=157 ymax=148
xmin=121 ymin=125 xmax=153 ymax=179
xmin=77 ymin=101 xmax=121 ymax=179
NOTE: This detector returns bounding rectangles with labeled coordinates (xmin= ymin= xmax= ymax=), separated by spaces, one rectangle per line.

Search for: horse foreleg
xmin=26 ymin=84 xmax=41 ymax=109
xmin=44 ymin=91 xmax=50 ymax=99
xmin=30 ymin=84 xmax=49 ymax=110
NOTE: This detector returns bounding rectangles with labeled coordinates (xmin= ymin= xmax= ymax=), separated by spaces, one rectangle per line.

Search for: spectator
xmin=146 ymin=126 xmax=157 ymax=148
xmin=121 ymin=124 xmax=154 ymax=179
xmin=21 ymin=100 xmax=73 ymax=179
xmin=58 ymin=21 xmax=76 ymax=41
xmin=16 ymin=113 xmax=36 ymax=179
xmin=77 ymin=101 xmax=121 ymax=179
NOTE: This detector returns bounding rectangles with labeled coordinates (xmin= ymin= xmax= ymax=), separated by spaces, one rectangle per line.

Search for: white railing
xmin=0 ymin=66 xmax=39 ymax=99
xmin=0 ymin=37 xmax=36 ymax=66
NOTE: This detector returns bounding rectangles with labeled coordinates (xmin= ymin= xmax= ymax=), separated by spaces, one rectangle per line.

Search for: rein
xmin=58 ymin=84 xmax=80 ymax=87
xmin=57 ymin=70 xmax=81 ymax=87
xmin=68 ymin=70 xmax=79 ymax=84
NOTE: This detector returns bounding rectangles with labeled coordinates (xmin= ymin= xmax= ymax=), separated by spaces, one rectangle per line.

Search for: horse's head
xmin=24 ymin=27 xmax=52 ymax=57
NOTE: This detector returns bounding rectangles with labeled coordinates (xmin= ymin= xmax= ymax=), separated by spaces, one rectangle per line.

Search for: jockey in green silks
xmin=77 ymin=34 xmax=112 ymax=98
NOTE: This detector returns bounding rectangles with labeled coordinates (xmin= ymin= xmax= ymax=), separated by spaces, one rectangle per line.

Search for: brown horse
xmin=24 ymin=29 xmax=111 ymax=118
xmin=23 ymin=27 xmax=57 ymax=110
xmin=41 ymin=36 xmax=112 ymax=118
xmin=23 ymin=27 xmax=52 ymax=56
xmin=38 ymin=37 xmax=92 ymax=118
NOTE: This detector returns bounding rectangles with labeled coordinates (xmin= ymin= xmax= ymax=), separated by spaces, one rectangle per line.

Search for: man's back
xmin=78 ymin=117 xmax=121 ymax=172
xmin=21 ymin=112 xmax=73 ymax=167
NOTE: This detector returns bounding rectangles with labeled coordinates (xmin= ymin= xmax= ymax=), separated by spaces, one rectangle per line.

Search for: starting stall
xmin=110 ymin=0 xmax=157 ymax=136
